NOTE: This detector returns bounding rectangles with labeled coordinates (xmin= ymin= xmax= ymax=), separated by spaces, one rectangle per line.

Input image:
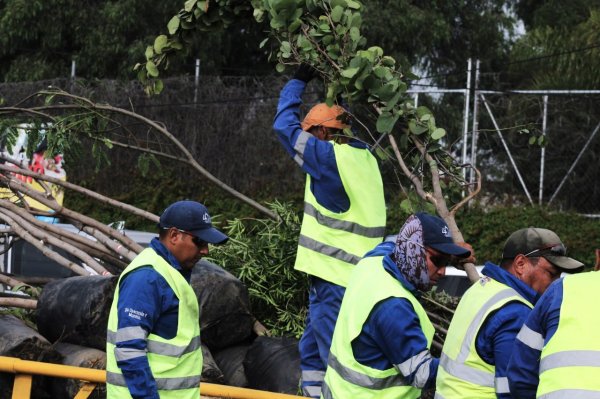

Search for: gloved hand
xmin=293 ymin=63 xmax=318 ymax=83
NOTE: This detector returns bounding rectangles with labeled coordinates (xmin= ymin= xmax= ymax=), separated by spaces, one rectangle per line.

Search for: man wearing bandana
xmin=321 ymin=212 xmax=473 ymax=399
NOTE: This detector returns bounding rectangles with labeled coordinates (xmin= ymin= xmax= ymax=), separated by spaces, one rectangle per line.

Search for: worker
xmin=106 ymin=200 xmax=228 ymax=399
xmin=507 ymin=272 xmax=597 ymax=398
xmin=273 ymin=64 xmax=386 ymax=398
xmin=436 ymin=228 xmax=583 ymax=399
xmin=321 ymin=212 xmax=472 ymax=399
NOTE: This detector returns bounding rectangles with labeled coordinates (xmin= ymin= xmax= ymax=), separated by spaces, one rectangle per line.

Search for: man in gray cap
xmin=106 ymin=200 xmax=228 ymax=399
xmin=436 ymin=228 xmax=583 ymax=399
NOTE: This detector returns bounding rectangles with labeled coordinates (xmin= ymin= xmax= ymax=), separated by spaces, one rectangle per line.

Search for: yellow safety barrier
xmin=0 ymin=356 xmax=305 ymax=399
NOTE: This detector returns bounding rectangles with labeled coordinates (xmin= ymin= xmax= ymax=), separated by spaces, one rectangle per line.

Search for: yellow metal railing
xmin=0 ymin=356 xmax=305 ymax=399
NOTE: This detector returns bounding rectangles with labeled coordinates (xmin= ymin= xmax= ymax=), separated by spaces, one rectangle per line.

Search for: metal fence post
xmin=539 ymin=95 xmax=548 ymax=205
xmin=461 ymin=58 xmax=472 ymax=178
xmin=470 ymin=59 xmax=481 ymax=185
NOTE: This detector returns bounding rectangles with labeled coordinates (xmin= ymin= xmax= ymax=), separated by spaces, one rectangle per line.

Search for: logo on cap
xmin=203 ymin=212 xmax=211 ymax=223
xmin=441 ymin=226 xmax=450 ymax=237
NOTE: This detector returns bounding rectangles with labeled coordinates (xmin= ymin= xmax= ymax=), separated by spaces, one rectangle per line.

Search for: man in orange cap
xmin=273 ymin=64 xmax=386 ymax=398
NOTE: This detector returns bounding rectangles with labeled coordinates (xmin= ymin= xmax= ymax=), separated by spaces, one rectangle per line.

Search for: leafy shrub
xmin=209 ymin=201 xmax=309 ymax=338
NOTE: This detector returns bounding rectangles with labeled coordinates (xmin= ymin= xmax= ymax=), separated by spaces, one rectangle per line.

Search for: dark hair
xmin=158 ymin=228 xmax=169 ymax=240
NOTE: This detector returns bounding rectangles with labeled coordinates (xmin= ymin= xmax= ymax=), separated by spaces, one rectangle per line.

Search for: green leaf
xmin=416 ymin=106 xmax=432 ymax=118
xmin=431 ymin=128 xmax=446 ymax=140
xmin=340 ymin=67 xmax=359 ymax=78
xmin=154 ymin=79 xmax=164 ymax=94
xmin=529 ymin=136 xmax=537 ymax=145
xmin=331 ymin=6 xmax=344 ymax=23
xmin=349 ymin=27 xmax=361 ymax=42
xmin=154 ymin=35 xmax=168 ymax=54
xmin=376 ymin=112 xmax=399 ymax=134
xmin=275 ymin=63 xmax=285 ymax=73
xmin=167 ymin=16 xmax=180 ymax=35
xmin=146 ymin=61 xmax=159 ymax=77
xmin=184 ymin=0 xmax=197 ymax=12
xmin=346 ymin=0 xmax=361 ymax=9
xmin=144 ymin=46 xmax=154 ymax=60
xmin=408 ymin=120 xmax=428 ymax=135
xmin=259 ymin=38 xmax=269 ymax=48
xmin=381 ymin=56 xmax=395 ymax=67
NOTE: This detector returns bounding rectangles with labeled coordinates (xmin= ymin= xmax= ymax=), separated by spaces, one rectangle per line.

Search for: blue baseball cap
xmin=415 ymin=212 xmax=470 ymax=257
xmin=158 ymin=200 xmax=228 ymax=245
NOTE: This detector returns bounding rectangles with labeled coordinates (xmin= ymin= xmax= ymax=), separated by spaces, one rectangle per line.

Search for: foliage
xmin=459 ymin=205 xmax=599 ymax=267
xmin=141 ymin=0 xmax=476 ymax=217
xmin=0 ymin=0 xmax=272 ymax=81
xmin=508 ymin=8 xmax=600 ymax=89
xmin=208 ymin=201 xmax=309 ymax=337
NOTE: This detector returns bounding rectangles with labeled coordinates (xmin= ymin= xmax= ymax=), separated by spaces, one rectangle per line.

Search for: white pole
xmin=70 ymin=60 xmax=76 ymax=92
xmin=193 ymin=59 xmax=200 ymax=105
xmin=539 ymin=95 xmax=548 ymax=205
xmin=413 ymin=93 xmax=419 ymax=108
xmin=461 ymin=58 xmax=472 ymax=177
xmin=470 ymin=60 xmax=481 ymax=184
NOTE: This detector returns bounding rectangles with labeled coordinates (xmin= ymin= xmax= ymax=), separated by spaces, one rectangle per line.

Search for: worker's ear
xmin=512 ymin=255 xmax=528 ymax=279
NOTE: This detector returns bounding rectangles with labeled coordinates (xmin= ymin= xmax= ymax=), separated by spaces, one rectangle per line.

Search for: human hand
xmin=293 ymin=63 xmax=319 ymax=83
xmin=452 ymin=242 xmax=476 ymax=269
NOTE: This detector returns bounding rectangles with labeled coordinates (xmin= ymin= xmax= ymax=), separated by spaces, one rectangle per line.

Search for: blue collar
xmin=482 ymin=262 xmax=538 ymax=304
xmin=382 ymin=254 xmax=420 ymax=296
xmin=149 ymin=238 xmax=191 ymax=282
xmin=364 ymin=242 xmax=419 ymax=296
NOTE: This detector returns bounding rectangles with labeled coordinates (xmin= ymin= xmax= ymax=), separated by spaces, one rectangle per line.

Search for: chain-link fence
xmin=2 ymin=76 xmax=599 ymax=215
xmin=472 ymin=92 xmax=600 ymax=214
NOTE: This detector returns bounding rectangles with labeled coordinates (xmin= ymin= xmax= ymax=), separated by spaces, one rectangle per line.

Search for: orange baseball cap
xmin=301 ymin=103 xmax=350 ymax=131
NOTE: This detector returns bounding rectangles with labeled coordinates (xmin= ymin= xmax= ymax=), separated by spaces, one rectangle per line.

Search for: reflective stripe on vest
xmin=106 ymin=248 xmax=202 ymax=399
xmin=436 ymin=277 xmax=532 ymax=399
xmin=295 ymin=143 xmax=386 ymax=287
xmin=106 ymin=371 xmax=201 ymax=390
xmin=538 ymin=272 xmax=600 ymax=398
xmin=322 ymin=256 xmax=434 ymax=399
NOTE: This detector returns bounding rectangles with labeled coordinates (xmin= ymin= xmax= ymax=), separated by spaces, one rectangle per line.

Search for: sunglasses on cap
xmin=163 ymin=227 xmax=207 ymax=248
xmin=523 ymin=243 xmax=566 ymax=258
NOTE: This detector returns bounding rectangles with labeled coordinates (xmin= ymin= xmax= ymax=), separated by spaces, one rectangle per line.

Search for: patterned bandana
xmin=392 ymin=214 xmax=429 ymax=291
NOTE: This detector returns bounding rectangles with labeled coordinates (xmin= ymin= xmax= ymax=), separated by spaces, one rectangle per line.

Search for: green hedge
xmin=458 ymin=206 xmax=598 ymax=268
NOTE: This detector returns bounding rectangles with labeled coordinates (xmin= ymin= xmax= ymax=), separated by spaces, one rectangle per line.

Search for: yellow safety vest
xmin=106 ymin=248 xmax=202 ymax=399
xmin=537 ymin=272 xmax=600 ymax=398
xmin=322 ymin=256 xmax=434 ymax=399
xmin=435 ymin=276 xmax=532 ymax=399
xmin=294 ymin=140 xmax=386 ymax=287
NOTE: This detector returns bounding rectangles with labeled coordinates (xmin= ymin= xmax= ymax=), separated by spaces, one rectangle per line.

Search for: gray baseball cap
xmin=501 ymin=227 xmax=584 ymax=271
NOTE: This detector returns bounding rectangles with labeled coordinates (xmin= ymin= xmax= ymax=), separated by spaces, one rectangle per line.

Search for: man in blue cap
xmin=321 ymin=212 xmax=473 ymax=399
xmin=106 ymin=200 xmax=228 ymax=399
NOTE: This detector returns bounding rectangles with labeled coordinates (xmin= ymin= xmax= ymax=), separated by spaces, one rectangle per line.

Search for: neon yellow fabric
xmin=322 ymin=256 xmax=434 ymax=399
xmin=106 ymin=248 xmax=202 ymax=399
xmin=436 ymin=277 xmax=532 ymax=399
xmin=537 ymin=272 xmax=600 ymax=398
xmin=295 ymin=143 xmax=386 ymax=287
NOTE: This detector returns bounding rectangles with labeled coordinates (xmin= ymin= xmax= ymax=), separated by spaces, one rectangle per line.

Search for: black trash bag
xmin=191 ymin=260 xmax=255 ymax=350
xmin=201 ymin=343 xmax=225 ymax=384
xmin=0 ymin=314 xmax=61 ymax=399
xmin=214 ymin=344 xmax=250 ymax=387
xmin=50 ymin=343 xmax=106 ymax=399
xmin=35 ymin=275 xmax=117 ymax=350
xmin=243 ymin=336 xmax=301 ymax=394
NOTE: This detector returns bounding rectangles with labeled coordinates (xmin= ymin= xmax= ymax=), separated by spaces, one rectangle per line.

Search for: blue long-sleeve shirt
xmin=507 ymin=278 xmax=564 ymax=399
xmin=115 ymin=238 xmax=191 ymax=399
xmin=272 ymin=79 xmax=368 ymax=212
xmin=351 ymin=242 xmax=438 ymax=389
xmin=470 ymin=262 xmax=539 ymax=399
